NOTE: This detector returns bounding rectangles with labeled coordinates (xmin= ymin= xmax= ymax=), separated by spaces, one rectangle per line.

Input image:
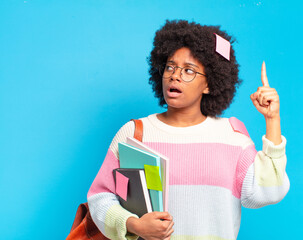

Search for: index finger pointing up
xmin=261 ymin=61 xmax=270 ymax=87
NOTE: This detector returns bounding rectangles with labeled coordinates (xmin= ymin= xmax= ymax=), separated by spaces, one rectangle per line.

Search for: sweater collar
xmin=147 ymin=113 xmax=212 ymax=134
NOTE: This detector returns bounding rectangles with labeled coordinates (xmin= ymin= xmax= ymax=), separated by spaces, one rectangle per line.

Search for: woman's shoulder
xmin=209 ymin=116 xmax=249 ymax=134
xmin=209 ymin=116 xmax=254 ymax=147
xmin=110 ymin=114 xmax=151 ymax=144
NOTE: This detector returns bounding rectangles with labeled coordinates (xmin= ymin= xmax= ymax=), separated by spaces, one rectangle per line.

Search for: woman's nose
xmin=171 ymin=67 xmax=182 ymax=81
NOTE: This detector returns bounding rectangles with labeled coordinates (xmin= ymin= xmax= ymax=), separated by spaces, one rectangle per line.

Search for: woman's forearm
xmin=265 ymin=116 xmax=282 ymax=145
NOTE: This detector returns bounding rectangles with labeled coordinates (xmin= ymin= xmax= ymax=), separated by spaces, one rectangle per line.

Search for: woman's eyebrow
xmin=185 ymin=62 xmax=199 ymax=69
xmin=167 ymin=60 xmax=199 ymax=69
xmin=166 ymin=60 xmax=176 ymax=65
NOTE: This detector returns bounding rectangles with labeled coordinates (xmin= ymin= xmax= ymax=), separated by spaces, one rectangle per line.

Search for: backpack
xmin=66 ymin=119 xmax=143 ymax=240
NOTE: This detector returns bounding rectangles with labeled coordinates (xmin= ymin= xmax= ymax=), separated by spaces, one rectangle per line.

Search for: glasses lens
xmin=161 ymin=65 xmax=173 ymax=79
xmin=160 ymin=64 xmax=196 ymax=82
xmin=181 ymin=68 xmax=195 ymax=82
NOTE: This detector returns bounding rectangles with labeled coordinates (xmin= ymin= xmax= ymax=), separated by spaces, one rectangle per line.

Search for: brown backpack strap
xmin=131 ymin=119 xmax=143 ymax=142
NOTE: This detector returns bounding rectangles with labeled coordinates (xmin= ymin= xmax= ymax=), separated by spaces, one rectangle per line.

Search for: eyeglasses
xmin=159 ymin=64 xmax=207 ymax=82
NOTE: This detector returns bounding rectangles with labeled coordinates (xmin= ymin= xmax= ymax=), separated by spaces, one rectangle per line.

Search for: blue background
xmin=0 ymin=1 xmax=302 ymax=239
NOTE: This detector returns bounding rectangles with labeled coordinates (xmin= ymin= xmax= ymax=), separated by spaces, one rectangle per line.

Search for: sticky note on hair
xmin=144 ymin=165 xmax=162 ymax=191
xmin=115 ymin=171 xmax=129 ymax=201
xmin=215 ymin=33 xmax=230 ymax=61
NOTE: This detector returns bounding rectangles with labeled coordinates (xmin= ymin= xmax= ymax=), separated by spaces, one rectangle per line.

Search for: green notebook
xmin=118 ymin=142 xmax=163 ymax=212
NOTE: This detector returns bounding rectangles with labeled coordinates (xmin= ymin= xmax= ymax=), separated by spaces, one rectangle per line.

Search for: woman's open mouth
xmin=167 ymin=88 xmax=182 ymax=98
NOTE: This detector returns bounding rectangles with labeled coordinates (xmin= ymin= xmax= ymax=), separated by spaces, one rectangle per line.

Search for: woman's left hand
xmin=250 ymin=62 xmax=280 ymax=120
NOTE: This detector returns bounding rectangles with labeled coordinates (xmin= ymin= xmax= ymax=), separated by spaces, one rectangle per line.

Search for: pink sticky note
xmin=116 ymin=171 xmax=129 ymax=201
xmin=229 ymin=117 xmax=250 ymax=137
xmin=215 ymin=34 xmax=230 ymax=61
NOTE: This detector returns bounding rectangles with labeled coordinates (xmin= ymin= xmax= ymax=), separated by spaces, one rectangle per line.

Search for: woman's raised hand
xmin=250 ymin=62 xmax=280 ymax=120
xmin=126 ymin=212 xmax=174 ymax=240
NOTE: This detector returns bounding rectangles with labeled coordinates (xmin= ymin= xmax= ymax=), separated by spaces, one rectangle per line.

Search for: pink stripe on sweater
xmin=145 ymin=142 xmax=257 ymax=199
xmin=87 ymin=149 xmax=119 ymax=198
xmin=235 ymin=144 xmax=257 ymax=194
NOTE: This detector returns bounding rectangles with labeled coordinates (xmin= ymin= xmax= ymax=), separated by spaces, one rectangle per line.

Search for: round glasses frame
xmin=159 ymin=64 xmax=207 ymax=82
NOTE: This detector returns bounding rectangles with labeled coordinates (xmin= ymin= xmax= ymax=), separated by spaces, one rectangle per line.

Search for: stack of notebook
xmin=113 ymin=137 xmax=169 ymax=217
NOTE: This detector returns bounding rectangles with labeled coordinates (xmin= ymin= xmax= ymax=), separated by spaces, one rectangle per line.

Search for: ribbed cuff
xmin=125 ymin=214 xmax=140 ymax=240
xmin=262 ymin=135 xmax=286 ymax=158
xmin=106 ymin=204 xmax=139 ymax=240
xmin=126 ymin=231 xmax=140 ymax=240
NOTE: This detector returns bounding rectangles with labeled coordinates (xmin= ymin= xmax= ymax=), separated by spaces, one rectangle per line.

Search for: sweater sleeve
xmin=239 ymin=135 xmax=290 ymax=208
xmin=87 ymin=121 xmax=140 ymax=240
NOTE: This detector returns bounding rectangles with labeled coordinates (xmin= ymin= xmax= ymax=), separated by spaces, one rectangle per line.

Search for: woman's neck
xmin=157 ymin=109 xmax=207 ymax=127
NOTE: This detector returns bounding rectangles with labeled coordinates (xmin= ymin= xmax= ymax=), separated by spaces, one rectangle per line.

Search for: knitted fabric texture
xmin=87 ymin=113 xmax=289 ymax=240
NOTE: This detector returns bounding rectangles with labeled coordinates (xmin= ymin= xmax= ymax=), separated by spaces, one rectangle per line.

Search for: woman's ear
xmin=202 ymin=86 xmax=209 ymax=94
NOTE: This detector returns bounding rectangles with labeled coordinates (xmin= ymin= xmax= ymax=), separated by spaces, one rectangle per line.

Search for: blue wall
xmin=0 ymin=1 xmax=301 ymax=239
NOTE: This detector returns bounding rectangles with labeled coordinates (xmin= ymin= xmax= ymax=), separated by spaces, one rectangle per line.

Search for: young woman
xmin=87 ymin=20 xmax=289 ymax=240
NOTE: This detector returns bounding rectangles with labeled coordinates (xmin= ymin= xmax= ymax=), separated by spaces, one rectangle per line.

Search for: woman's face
xmin=162 ymin=47 xmax=209 ymax=112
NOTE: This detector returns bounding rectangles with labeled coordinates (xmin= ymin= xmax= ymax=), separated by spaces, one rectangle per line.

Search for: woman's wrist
xmin=265 ymin=115 xmax=282 ymax=145
xmin=265 ymin=113 xmax=280 ymax=122
xmin=126 ymin=217 xmax=140 ymax=236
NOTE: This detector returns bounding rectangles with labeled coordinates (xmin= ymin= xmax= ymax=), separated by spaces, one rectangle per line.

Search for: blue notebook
xmin=118 ymin=142 xmax=163 ymax=212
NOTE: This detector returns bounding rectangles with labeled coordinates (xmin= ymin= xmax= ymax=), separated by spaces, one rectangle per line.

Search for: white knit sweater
xmin=87 ymin=113 xmax=290 ymax=240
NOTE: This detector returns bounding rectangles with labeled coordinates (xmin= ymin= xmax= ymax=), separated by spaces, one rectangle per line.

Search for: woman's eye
xmin=166 ymin=65 xmax=174 ymax=71
xmin=185 ymin=68 xmax=195 ymax=75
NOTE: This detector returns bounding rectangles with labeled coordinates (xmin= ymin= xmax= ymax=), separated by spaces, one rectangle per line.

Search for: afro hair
xmin=147 ymin=19 xmax=242 ymax=117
